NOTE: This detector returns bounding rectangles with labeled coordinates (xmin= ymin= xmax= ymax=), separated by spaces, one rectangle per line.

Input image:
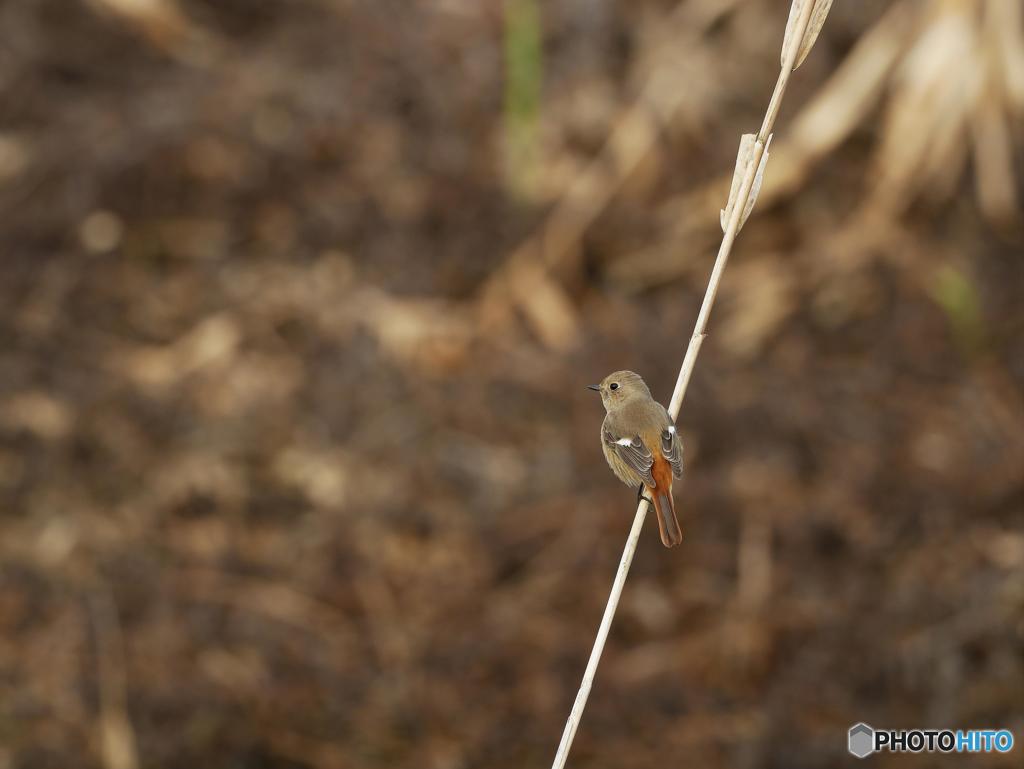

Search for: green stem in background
xmin=503 ymin=0 xmax=542 ymax=200
xmin=929 ymin=264 xmax=987 ymax=355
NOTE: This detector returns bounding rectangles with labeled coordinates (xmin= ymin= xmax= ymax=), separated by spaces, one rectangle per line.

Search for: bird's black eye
xmin=610 ymin=382 xmax=619 ymax=391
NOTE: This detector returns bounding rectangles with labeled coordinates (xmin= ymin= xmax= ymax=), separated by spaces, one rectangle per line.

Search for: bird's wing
xmin=603 ymin=426 xmax=655 ymax=486
xmin=661 ymin=423 xmax=683 ymax=479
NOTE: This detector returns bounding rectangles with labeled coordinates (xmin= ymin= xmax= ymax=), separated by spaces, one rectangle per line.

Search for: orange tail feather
xmin=650 ymin=487 xmax=682 ymax=547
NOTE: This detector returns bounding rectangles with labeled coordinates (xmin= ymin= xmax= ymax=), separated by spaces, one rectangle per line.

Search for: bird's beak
xmin=587 ymin=384 xmax=601 ymax=392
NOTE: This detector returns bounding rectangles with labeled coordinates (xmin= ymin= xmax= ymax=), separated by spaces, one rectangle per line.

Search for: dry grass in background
xmin=0 ymin=0 xmax=1021 ymax=767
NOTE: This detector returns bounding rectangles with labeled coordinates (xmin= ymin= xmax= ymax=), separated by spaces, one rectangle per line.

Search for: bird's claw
xmin=636 ymin=486 xmax=653 ymax=506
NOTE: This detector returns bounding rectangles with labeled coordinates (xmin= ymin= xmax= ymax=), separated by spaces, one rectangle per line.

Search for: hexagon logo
xmin=848 ymin=723 xmax=875 ymax=759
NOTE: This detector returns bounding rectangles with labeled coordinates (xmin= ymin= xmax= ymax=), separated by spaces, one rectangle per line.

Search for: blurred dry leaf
xmin=263 ymin=731 xmax=351 ymax=769
xmin=625 ymin=580 xmax=677 ymax=633
xmin=80 ymin=211 xmax=124 ymax=254
xmin=157 ymin=218 xmax=230 ymax=261
xmin=100 ymin=712 xmax=139 ymax=769
xmin=148 ymin=452 xmax=247 ymax=515
xmin=114 ymin=313 xmax=241 ymax=392
xmin=85 ymin=0 xmax=194 ymax=52
xmin=198 ymin=648 xmax=269 ymax=693
xmin=273 ymin=446 xmax=352 ymax=510
xmin=0 ymin=134 xmax=30 ymax=183
xmin=0 ymin=392 xmax=73 ymax=440
xmin=981 ymin=530 xmax=1024 ymax=570
xmin=992 ymin=0 xmax=1024 ymax=109
xmin=353 ymin=288 xmax=474 ymax=372
xmin=34 ymin=518 xmax=80 ymax=567
xmin=718 ymin=256 xmax=796 ymax=358
xmin=737 ymin=511 xmax=772 ymax=610
xmin=194 ymin=353 xmax=304 ymax=417
xmin=494 ymin=259 xmax=580 ymax=351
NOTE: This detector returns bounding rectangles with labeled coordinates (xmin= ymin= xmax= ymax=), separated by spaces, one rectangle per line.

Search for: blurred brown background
xmin=1 ymin=0 xmax=1022 ymax=767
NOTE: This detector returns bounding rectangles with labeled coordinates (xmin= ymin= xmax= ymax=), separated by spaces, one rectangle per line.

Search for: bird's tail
xmin=650 ymin=487 xmax=682 ymax=547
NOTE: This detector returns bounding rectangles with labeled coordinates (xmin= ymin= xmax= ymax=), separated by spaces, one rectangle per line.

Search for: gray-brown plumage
xmin=589 ymin=370 xmax=683 ymax=547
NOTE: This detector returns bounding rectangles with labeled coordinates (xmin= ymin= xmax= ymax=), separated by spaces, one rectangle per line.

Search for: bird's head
xmin=587 ymin=370 xmax=651 ymax=411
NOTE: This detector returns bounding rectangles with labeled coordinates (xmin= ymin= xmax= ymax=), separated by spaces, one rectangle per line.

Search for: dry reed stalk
xmin=550 ymin=2 xmax=830 ymax=767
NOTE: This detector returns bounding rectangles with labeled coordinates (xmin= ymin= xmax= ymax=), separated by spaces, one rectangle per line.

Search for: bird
xmin=589 ymin=371 xmax=683 ymax=547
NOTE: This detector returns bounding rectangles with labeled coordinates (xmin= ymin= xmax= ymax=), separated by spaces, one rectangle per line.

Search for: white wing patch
xmin=603 ymin=427 xmax=656 ymax=487
xmin=661 ymin=423 xmax=683 ymax=479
